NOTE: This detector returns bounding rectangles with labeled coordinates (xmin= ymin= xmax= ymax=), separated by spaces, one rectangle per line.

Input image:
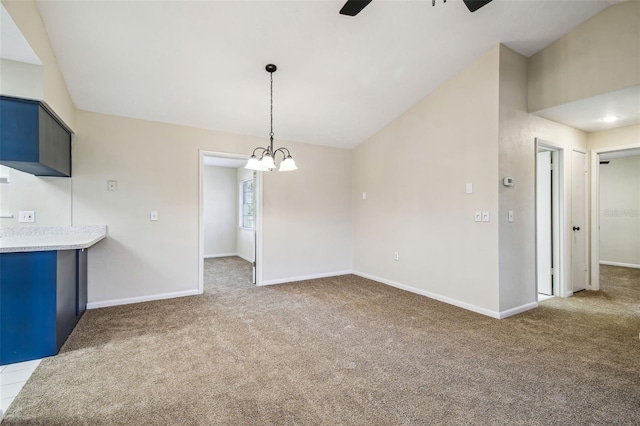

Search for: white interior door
xmin=252 ymin=229 xmax=257 ymax=284
xmin=571 ymin=150 xmax=587 ymax=292
xmin=537 ymin=151 xmax=553 ymax=295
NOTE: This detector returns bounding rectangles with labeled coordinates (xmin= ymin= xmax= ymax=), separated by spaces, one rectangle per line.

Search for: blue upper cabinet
xmin=0 ymin=96 xmax=73 ymax=177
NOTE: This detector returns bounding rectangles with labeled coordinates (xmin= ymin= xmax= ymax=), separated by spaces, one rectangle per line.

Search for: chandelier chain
xmin=269 ymin=71 xmax=274 ymax=139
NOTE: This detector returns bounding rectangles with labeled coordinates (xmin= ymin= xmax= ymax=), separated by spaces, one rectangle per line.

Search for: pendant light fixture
xmin=245 ymin=64 xmax=297 ymax=172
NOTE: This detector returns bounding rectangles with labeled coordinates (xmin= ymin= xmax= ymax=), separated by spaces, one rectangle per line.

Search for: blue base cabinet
xmin=0 ymin=249 xmax=87 ymax=365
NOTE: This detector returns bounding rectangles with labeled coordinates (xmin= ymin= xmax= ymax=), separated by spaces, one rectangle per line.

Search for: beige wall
xmin=0 ymin=58 xmax=43 ymax=99
xmin=588 ymin=125 xmax=640 ymax=151
xmin=203 ymin=165 xmax=237 ymax=257
xmin=262 ymin=141 xmax=352 ymax=283
xmin=353 ymin=45 xmax=501 ymax=315
xmin=499 ymin=46 xmax=533 ymax=311
xmin=0 ymin=165 xmax=72 ymax=226
xmin=498 ymin=46 xmax=588 ymax=309
xmin=528 ymin=1 xmax=640 ymax=113
xmin=351 ymin=43 xmax=590 ymax=318
xmin=73 ymin=110 xmax=352 ymax=304
xmin=598 ymin=155 xmax=640 ymax=266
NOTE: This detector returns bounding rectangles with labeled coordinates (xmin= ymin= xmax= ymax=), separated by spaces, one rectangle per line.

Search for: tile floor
xmin=1 ymin=359 xmax=42 ymax=419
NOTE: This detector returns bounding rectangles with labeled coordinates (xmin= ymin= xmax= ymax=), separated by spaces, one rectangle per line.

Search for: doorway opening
xmin=590 ymin=145 xmax=640 ymax=291
xmin=198 ymin=151 xmax=262 ymax=294
xmin=535 ymin=139 xmax=566 ymax=300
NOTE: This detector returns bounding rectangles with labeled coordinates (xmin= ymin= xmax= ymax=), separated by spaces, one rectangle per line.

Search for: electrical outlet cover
xmin=18 ymin=211 xmax=35 ymax=223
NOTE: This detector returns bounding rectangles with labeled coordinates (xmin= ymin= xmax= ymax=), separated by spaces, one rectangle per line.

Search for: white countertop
xmin=0 ymin=225 xmax=107 ymax=253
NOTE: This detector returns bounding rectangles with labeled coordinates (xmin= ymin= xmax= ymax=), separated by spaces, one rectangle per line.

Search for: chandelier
xmin=245 ymin=64 xmax=297 ymax=172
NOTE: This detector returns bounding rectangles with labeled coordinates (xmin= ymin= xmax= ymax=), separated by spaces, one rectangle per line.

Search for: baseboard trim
xmin=498 ymin=302 xmax=538 ymax=319
xmin=352 ymin=271 xmax=505 ymax=319
xmin=87 ymin=289 xmax=202 ymax=310
xmin=600 ymin=261 xmax=640 ymax=269
xmin=260 ymin=270 xmax=353 ymax=286
xmin=204 ymin=253 xmax=237 ymax=259
xmin=236 ymin=253 xmax=253 ymax=263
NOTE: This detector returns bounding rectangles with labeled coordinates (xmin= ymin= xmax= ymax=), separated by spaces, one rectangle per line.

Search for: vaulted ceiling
xmin=11 ymin=1 xmax=629 ymax=148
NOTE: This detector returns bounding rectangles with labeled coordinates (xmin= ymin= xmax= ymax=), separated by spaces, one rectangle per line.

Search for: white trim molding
xmin=590 ymin=142 xmax=640 ymax=292
xmin=498 ymin=302 xmax=539 ymax=319
xmin=87 ymin=289 xmax=201 ymax=310
xmin=206 ymin=252 xmax=254 ymax=263
xmin=204 ymin=253 xmax=238 ymax=259
xmin=600 ymin=261 xmax=640 ymax=269
xmin=260 ymin=270 xmax=352 ymax=286
xmin=352 ymin=271 xmax=537 ymax=319
xmin=198 ymin=150 xmax=263 ymax=292
xmin=236 ymin=253 xmax=253 ymax=263
xmin=535 ymin=138 xmax=568 ymax=300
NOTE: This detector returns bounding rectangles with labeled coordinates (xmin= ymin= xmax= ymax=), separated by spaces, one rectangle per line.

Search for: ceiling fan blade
xmin=340 ymin=0 xmax=373 ymax=16
xmin=462 ymin=0 xmax=493 ymax=13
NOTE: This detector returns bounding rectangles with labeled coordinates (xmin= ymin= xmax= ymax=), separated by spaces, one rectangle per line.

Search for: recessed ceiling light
xmin=601 ymin=115 xmax=621 ymax=123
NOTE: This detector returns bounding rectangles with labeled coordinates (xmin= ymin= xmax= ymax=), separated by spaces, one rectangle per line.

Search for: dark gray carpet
xmin=2 ymin=261 xmax=639 ymax=425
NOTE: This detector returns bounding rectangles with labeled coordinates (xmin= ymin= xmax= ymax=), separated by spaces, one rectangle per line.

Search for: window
xmin=240 ymin=178 xmax=255 ymax=229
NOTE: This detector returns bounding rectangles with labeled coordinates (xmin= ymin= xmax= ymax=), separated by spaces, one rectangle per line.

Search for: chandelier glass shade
xmin=246 ymin=64 xmax=297 ymax=172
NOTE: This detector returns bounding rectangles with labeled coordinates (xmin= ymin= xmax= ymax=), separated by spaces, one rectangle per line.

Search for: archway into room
xmin=198 ymin=150 xmax=263 ymax=294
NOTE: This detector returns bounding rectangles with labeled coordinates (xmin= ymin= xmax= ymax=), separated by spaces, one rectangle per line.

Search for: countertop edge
xmin=0 ymin=233 xmax=107 ymax=253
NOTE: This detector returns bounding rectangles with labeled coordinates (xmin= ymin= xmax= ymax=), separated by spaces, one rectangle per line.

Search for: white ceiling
xmin=600 ymin=147 xmax=640 ymax=160
xmin=0 ymin=4 xmax=41 ymax=64
xmin=19 ymin=1 xmax=629 ymax=148
xmin=534 ymin=85 xmax=640 ymax=133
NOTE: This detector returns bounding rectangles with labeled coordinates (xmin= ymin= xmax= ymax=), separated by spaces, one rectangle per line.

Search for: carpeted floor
xmin=2 ymin=261 xmax=639 ymax=425
xmin=203 ymin=256 xmax=253 ymax=293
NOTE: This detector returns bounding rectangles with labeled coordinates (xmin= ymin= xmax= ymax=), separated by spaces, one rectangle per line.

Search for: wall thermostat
xmin=503 ymin=177 xmax=515 ymax=187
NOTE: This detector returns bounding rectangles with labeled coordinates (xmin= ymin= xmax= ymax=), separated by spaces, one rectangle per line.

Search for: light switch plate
xmin=482 ymin=211 xmax=490 ymax=222
xmin=474 ymin=211 xmax=482 ymax=222
xmin=466 ymin=183 xmax=473 ymax=194
xmin=508 ymin=210 xmax=514 ymax=223
xmin=150 ymin=211 xmax=158 ymax=221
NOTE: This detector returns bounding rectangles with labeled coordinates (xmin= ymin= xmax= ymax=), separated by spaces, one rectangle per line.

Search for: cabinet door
xmin=38 ymin=106 xmax=72 ymax=176
xmin=56 ymin=250 xmax=77 ymax=351
xmin=0 ymin=252 xmax=57 ymax=365
xmin=77 ymin=248 xmax=88 ymax=317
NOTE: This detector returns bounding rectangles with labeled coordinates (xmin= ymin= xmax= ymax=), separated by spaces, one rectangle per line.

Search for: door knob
xmin=572 ymin=226 xmax=580 ymax=231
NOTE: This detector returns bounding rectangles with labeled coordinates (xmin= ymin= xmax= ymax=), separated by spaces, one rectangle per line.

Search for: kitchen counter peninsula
xmin=0 ymin=225 xmax=107 ymax=365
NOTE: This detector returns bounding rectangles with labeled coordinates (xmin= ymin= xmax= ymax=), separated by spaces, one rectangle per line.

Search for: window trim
xmin=239 ymin=177 xmax=255 ymax=230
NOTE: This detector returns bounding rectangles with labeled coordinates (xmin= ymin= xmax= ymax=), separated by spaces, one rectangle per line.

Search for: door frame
xmin=571 ymin=149 xmax=589 ymax=292
xmin=589 ymin=142 xmax=640 ymax=291
xmin=535 ymin=139 xmax=568 ymax=298
xmin=536 ymin=148 xmax=554 ymax=296
xmin=198 ymin=150 xmax=263 ymax=292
